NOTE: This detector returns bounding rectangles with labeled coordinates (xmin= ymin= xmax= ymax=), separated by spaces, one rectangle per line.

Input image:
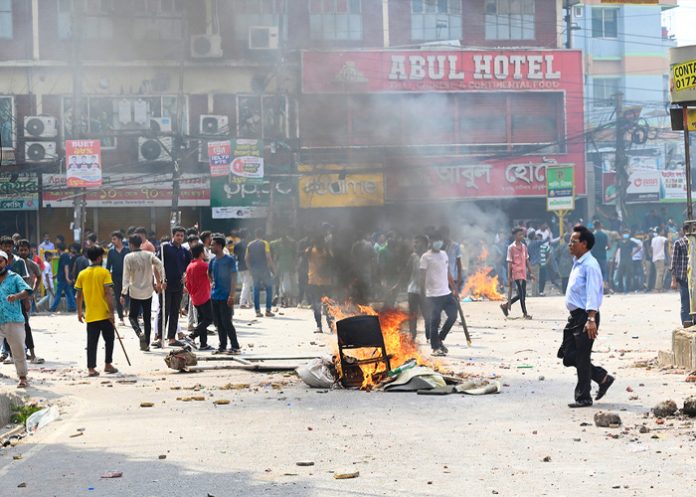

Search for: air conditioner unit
xmin=25 ymin=141 xmax=56 ymax=163
xmin=190 ymin=34 xmax=223 ymax=58
xmin=138 ymin=136 xmax=172 ymax=162
xmin=573 ymin=5 xmax=583 ymax=17
xmin=150 ymin=117 xmax=173 ymax=134
xmin=248 ymin=26 xmax=279 ymax=50
xmin=24 ymin=116 xmax=58 ymax=138
xmin=199 ymin=114 xmax=229 ymax=136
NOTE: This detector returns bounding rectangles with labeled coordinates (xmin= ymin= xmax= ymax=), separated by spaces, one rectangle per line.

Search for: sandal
xmin=104 ymin=366 xmax=119 ymax=374
xmin=30 ymin=357 xmax=45 ymax=364
xmin=17 ymin=378 xmax=28 ymax=389
xmin=88 ymin=371 xmax=100 ymax=377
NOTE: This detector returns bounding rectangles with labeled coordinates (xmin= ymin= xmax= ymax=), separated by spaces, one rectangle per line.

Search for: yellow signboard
xmin=299 ymin=172 xmax=384 ymax=208
xmin=672 ymin=60 xmax=696 ymax=93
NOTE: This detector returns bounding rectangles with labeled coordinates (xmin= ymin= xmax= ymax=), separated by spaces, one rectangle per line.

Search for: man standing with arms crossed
xmin=209 ymin=235 xmax=241 ymax=354
xmin=558 ymin=226 xmax=614 ymax=408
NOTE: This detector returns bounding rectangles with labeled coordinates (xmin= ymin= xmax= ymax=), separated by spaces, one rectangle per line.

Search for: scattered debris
xmin=639 ymin=425 xmax=650 ymax=434
xmin=652 ymin=400 xmax=678 ymax=418
xmin=158 ymin=455 xmax=167 ymax=460
xmin=683 ymin=396 xmax=696 ymax=417
xmin=594 ymin=412 xmax=622 ymax=428
xmin=542 ymin=456 xmax=551 ymax=462
xmin=17 ymin=482 xmax=26 ymax=488
xmin=140 ymin=402 xmax=154 ymax=408
xmin=296 ymin=461 xmax=314 ymax=466
xmin=25 ymin=406 xmax=60 ymax=433
xmin=213 ymin=399 xmax=230 ymax=405
xmin=218 ymin=383 xmax=250 ymax=390
xmin=13 ymin=455 xmax=22 ymax=460
xmin=69 ymin=432 xmax=83 ymax=438
xmin=101 ymin=471 xmax=123 ymax=478
xmin=334 ymin=471 xmax=360 ymax=479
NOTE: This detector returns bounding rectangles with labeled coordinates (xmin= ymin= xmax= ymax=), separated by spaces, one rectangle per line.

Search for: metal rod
xmin=684 ymin=104 xmax=693 ymax=220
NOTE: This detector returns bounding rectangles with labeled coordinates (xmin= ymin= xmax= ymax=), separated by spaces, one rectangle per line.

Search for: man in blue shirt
xmin=209 ymin=234 xmax=240 ymax=354
xmin=558 ymin=226 xmax=614 ymax=408
xmin=49 ymin=244 xmax=77 ymax=313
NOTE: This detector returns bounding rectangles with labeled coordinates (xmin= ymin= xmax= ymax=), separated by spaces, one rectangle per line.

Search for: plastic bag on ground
xmin=297 ymin=356 xmax=338 ymax=388
xmin=383 ymin=366 xmax=447 ymax=392
xmin=26 ymin=405 xmax=60 ymax=433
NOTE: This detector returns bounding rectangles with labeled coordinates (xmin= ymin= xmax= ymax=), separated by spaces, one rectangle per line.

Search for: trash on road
xmin=101 ymin=471 xmax=123 ymax=478
xmin=140 ymin=402 xmax=155 ymax=408
xmin=683 ymin=396 xmax=696 ymax=417
xmin=652 ymin=400 xmax=678 ymax=418
xmin=594 ymin=412 xmax=622 ymax=428
xmin=334 ymin=471 xmax=360 ymax=479
xmin=297 ymin=356 xmax=338 ymax=388
xmin=26 ymin=405 xmax=59 ymax=433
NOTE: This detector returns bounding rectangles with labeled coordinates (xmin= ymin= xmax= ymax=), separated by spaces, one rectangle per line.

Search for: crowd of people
xmin=0 ymin=212 xmax=687 ymax=393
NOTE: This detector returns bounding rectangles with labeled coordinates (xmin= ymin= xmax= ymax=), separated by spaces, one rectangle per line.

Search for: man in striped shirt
xmin=670 ymin=224 xmax=690 ymax=327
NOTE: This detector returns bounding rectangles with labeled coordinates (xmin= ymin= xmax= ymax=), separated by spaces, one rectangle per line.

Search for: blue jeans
xmin=50 ymin=280 xmax=76 ymax=312
xmin=253 ymin=276 xmax=273 ymax=312
xmin=678 ymin=278 xmax=691 ymax=324
xmin=427 ymin=293 xmax=457 ymax=351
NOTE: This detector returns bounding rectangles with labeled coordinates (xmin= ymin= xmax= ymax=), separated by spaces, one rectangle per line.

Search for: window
xmin=592 ymin=78 xmax=620 ymax=107
xmin=58 ymin=0 xmax=115 ymax=40
xmin=62 ymin=95 xmax=189 ymax=148
xmin=411 ymin=0 xmax=462 ymax=42
xmin=0 ymin=97 xmax=14 ymax=154
xmin=233 ymin=0 xmax=287 ymax=41
xmin=237 ymin=95 xmax=288 ymax=139
xmin=131 ymin=0 xmax=184 ymax=40
xmin=591 ymin=8 xmax=618 ymax=39
xmin=484 ymin=0 xmax=535 ymax=41
xmin=309 ymin=0 xmax=362 ymax=41
xmin=0 ymin=0 xmax=11 ymax=39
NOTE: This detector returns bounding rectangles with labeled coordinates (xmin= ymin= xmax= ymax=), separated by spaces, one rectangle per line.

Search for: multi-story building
xmin=0 ymin=0 xmax=584 ymax=241
xmin=570 ymin=0 xmax=681 ymax=224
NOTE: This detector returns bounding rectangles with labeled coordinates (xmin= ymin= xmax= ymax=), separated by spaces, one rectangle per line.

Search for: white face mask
xmin=432 ymin=240 xmax=444 ymax=251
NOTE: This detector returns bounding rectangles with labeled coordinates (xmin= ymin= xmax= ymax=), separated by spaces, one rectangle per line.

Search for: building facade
xmin=0 ymin=0 xmax=582 ymax=241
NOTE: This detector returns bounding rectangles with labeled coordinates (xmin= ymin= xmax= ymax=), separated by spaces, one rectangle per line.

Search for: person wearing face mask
xmin=500 ymin=227 xmax=535 ymax=319
xmin=419 ymin=230 xmax=457 ymax=356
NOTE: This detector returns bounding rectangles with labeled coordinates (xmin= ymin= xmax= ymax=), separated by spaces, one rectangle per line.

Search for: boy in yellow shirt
xmin=75 ymin=245 xmax=118 ymax=377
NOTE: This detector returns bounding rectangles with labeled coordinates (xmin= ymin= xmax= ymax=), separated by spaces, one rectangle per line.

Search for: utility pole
xmin=564 ymin=1 xmax=572 ymax=49
xmin=614 ymin=92 xmax=628 ymax=223
xmin=71 ymin=3 xmax=86 ymax=244
xmin=170 ymin=10 xmax=187 ymax=230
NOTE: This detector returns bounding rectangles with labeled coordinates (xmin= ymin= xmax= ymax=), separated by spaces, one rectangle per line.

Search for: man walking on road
xmin=209 ymin=235 xmax=240 ymax=354
xmin=50 ymin=244 xmax=77 ymax=313
xmin=420 ymin=231 xmax=456 ymax=357
xmin=651 ymin=229 xmax=667 ymax=292
xmin=246 ymin=228 xmax=276 ymax=318
xmin=558 ymin=226 xmax=614 ymax=408
xmin=233 ymin=229 xmax=252 ymax=308
xmin=500 ymin=228 xmax=534 ymax=319
xmin=75 ymin=246 xmax=118 ymax=377
xmin=156 ymin=227 xmax=191 ymax=348
xmin=185 ymin=245 xmax=213 ymax=351
xmin=121 ymin=235 xmax=163 ymax=351
xmin=106 ymin=231 xmax=129 ymax=325
xmin=0 ymin=250 xmax=32 ymax=388
xmin=670 ymin=224 xmax=690 ymax=327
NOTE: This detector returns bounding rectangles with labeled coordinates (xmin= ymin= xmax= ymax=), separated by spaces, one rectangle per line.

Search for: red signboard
xmin=302 ymin=49 xmax=583 ymax=94
xmin=385 ymin=155 xmax=585 ymax=202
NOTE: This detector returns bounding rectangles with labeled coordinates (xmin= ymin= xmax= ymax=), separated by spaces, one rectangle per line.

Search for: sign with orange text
xmin=66 ymin=139 xmax=102 ymax=187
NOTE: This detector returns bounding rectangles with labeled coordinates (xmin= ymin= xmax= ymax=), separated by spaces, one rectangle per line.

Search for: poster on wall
xmin=626 ymin=170 xmax=660 ymax=203
xmin=208 ymin=141 xmax=232 ymax=177
xmin=66 ymin=139 xmax=102 ymax=187
xmin=231 ymin=139 xmax=264 ymax=179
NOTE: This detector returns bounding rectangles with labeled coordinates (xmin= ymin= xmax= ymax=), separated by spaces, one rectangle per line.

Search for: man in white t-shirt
xmin=420 ymin=230 xmax=456 ymax=357
xmin=651 ymin=229 xmax=668 ymax=292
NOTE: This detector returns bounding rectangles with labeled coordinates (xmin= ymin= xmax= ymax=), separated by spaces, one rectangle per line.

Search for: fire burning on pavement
xmin=461 ymin=246 xmax=504 ymax=301
xmin=323 ymin=299 xmax=429 ymax=390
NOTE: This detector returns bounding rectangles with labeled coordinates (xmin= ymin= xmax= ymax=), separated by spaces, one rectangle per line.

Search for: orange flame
xmin=461 ymin=268 xmax=504 ymax=301
xmin=323 ymin=298 xmax=429 ymax=390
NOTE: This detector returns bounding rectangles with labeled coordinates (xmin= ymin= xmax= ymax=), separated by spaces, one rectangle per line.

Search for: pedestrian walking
xmin=406 ymin=234 xmax=430 ymax=340
xmin=50 ymin=244 xmax=78 ymax=313
xmin=17 ymin=240 xmax=43 ymax=364
xmin=0 ymin=250 xmax=32 ymax=388
xmin=306 ymin=234 xmax=334 ymax=333
xmin=245 ymin=228 xmax=276 ymax=318
xmin=592 ymin=221 xmax=609 ymax=289
xmin=233 ymin=229 xmax=253 ymax=308
xmin=37 ymin=252 xmax=55 ymax=311
xmin=121 ymin=235 xmax=163 ymax=351
xmin=271 ymin=232 xmax=297 ymax=307
xmin=209 ymin=235 xmax=241 ymax=354
xmin=500 ymin=228 xmax=535 ymax=319
xmin=184 ymin=245 xmax=213 ymax=351
xmin=670 ymin=224 xmax=690 ymax=326
xmin=557 ymin=226 xmax=614 ymax=408
xmin=106 ymin=231 xmax=129 ymax=325
xmin=156 ymin=226 xmax=191 ymax=348
xmin=75 ymin=245 xmax=119 ymax=377
xmin=420 ymin=231 xmax=457 ymax=356
xmin=651 ymin=229 xmax=667 ymax=292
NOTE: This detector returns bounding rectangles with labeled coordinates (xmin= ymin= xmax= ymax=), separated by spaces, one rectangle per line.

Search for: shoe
xmin=255 ymin=311 xmax=263 ymax=318
xmin=432 ymin=348 xmax=447 ymax=357
xmin=3 ymin=357 xmax=13 ymax=365
xmin=499 ymin=303 xmax=509 ymax=317
xmin=104 ymin=365 xmax=119 ymax=374
xmin=265 ymin=311 xmax=275 ymax=317
xmin=440 ymin=344 xmax=449 ymax=354
xmin=228 ymin=348 xmax=241 ymax=355
xmin=523 ymin=314 xmax=533 ymax=320
xmin=212 ymin=349 xmax=227 ymax=355
xmin=314 ymin=328 xmax=323 ymax=334
xmin=595 ymin=375 xmax=615 ymax=401
xmin=151 ymin=341 xmax=163 ymax=349
xmin=568 ymin=400 xmax=593 ymax=408
xmin=198 ymin=345 xmax=214 ymax=352
xmin=169 ymin=340 xmax=186 ymax=347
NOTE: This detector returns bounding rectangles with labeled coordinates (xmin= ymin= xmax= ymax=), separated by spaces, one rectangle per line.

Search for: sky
xmin=663 ymin=0 xmax=696 ymax=46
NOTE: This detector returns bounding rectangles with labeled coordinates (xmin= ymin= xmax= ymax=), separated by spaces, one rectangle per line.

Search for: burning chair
xmin=336 ymin=315 xmax=392 ymax=388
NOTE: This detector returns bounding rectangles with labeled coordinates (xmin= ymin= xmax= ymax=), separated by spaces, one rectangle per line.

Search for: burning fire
xmin=460 ymin=244 xmax=504 ymax=301
xmin=323 ymin=299 xmax=429 ymax=390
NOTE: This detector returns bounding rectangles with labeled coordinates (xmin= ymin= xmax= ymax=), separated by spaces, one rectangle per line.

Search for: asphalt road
xmin=0 ymin=292 xmax=694 ymax=496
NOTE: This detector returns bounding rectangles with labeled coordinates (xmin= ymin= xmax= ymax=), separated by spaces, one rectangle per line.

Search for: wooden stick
xmin=113 ymin=324 xmax=131 ymax=366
